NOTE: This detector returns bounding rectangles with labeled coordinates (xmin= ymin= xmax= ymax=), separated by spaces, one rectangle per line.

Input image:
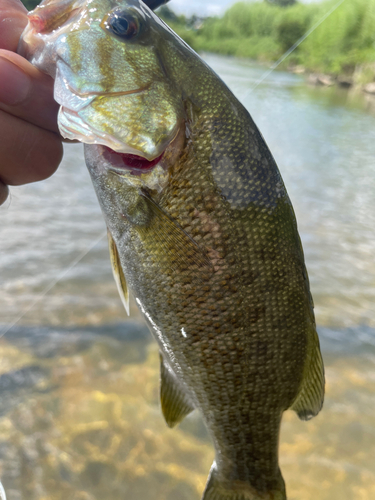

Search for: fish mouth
xmin=100 ymin=146 xmax=165 ymax=176
xmin=59 ymin=105 xmax=175 ymax=161
xmin=55 ymin=60 xmax=156 ymax=156
xmin=58 ymin=106 xmax=146 ymax=154
xmin=58 ymin=97 xmax=163 ymax=159
xmin=94 ymin=124 xmax=185 ymax=178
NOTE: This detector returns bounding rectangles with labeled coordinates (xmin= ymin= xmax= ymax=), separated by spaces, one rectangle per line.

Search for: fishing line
xmin=244 ymin=0 xmax=348 ymax=96
xmin=1 ymin=0 xmax=347 ymax=340
xmin=0 ymin=231 xmax=106 ymax=340
xmin=0 ymin=481 xmax=6 ymax=500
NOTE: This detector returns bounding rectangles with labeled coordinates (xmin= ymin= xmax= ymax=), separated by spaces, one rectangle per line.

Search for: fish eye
xmin=102 ymin=10 xmax=139 ymax=40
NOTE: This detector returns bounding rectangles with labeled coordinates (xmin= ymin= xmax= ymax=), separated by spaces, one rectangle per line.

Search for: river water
xmin=0 ymin=54 xmax=375 ymax=500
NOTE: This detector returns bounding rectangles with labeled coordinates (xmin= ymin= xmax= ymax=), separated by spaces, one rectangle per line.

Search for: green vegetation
xmin=20 ymin=0 xmax=375 ymax=81
xmin=266 ymin=0 xmax=297 ymax=6
xmin=160 ymin=0 xmax=375 ymax=80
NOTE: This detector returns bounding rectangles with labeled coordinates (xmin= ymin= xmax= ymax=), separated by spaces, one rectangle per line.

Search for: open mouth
xmin=102 ymin=147 xmax=165 ymax=175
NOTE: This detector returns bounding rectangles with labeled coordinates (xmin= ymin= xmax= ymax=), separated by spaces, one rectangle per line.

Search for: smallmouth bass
xmin=19 ymin=1 xmax=325 ymax=499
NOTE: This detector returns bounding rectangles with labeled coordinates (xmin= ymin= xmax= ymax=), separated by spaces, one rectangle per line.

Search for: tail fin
xmin=202 ymin=464 xmax=286 ymax=500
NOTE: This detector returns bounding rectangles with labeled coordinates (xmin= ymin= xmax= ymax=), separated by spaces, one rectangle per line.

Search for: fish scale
xmin=19 ymin=0 xmax=325 ymax=498
xmin=135 ymin=135 xmax=302 ymax=495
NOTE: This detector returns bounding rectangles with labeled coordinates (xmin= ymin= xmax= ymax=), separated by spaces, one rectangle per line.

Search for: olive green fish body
xmin=86 ymin=69 xmax=317 ymax=498
xmin=20 ymin=1 xmax=324 ymax=498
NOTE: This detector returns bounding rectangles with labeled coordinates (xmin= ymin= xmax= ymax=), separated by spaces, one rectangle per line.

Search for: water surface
xmin=1 ymin=54 xmax=375 ymax=499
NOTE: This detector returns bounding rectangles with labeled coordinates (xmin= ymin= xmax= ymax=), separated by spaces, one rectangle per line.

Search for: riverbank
xmin=288 ymin=63 xmax=375 ymax=95
xmin=160 ymin=0 xmax=375 ymax=90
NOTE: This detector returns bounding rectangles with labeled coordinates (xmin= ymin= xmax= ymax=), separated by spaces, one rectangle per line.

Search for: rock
xmin=307 ymin=73 xmax=335 ymax=87
xmin=0 ymin=366 xmax=47 ymax=393
xmin=4 ymin=322 xmax=151 ymax=359
xmin=363 ymin=82 xmax=375 ymax=95
xmin=317 ymin=74 xmax=335 ymax=86
xmin=289 ymin=65 xmax=305 ymax=74
xmin=337 ymin=76 xmax=353 ymax=88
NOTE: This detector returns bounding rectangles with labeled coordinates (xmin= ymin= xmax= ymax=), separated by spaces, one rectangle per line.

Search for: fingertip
xmin=34 ymin=131 xmax=64 ymax=181
xmin=0 ymin=1 xmax=28 ymax=52
xmin=0 ymin=109 xmax=63 ymax=185
xmin=0 ymin=181 xmax=9 ymax=206
xmin=0 ymin=50 xmax=59 ymax=133
xmin=16 ymin=129 xmax=64 ymax=185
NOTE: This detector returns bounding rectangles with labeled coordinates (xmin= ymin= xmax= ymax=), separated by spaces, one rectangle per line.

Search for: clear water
xmin=1 ymin=54 xmax=375 ymax=500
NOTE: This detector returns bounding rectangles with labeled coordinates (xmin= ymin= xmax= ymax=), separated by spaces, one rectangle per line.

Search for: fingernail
xmin=0 ymin=57 xmax=31 ymax=106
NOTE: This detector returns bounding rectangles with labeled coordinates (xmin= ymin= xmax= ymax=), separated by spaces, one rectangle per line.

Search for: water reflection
xmin=1 ymin=322 xmax=375 ymax=499
xmin=1 ymin=54 xmax=375 ymax=499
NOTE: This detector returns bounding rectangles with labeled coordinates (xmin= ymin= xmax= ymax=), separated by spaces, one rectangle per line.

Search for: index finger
xmin=0 ymin=0 xmax=28 ymax=52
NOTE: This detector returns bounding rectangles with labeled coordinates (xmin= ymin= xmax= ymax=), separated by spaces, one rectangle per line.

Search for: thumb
xmin=0 ymin=0 xmax=28 ymax=52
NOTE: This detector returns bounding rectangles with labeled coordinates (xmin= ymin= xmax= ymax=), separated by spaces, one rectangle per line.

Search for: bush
xmin=276 ymin=19 xmax=307 ymax=52
xmin=169 ymin=0 xmax=375 ymax=76
xmin=266 ymin=0 xmax=297 ymax=6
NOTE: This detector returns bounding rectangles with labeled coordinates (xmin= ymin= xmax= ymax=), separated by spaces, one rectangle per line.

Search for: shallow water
xmin=1 ymin=54 xmax=375 ymax=499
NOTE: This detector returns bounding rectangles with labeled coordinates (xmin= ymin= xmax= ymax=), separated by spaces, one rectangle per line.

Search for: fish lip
xmin=59 ymin=106 xmax=159 ymax=157
xmin=55 ymin=60 xmax=156 ymax=154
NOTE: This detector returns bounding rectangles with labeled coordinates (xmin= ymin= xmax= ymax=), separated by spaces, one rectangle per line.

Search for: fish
xmin=18 ymin=1 xmax=325 ymax=499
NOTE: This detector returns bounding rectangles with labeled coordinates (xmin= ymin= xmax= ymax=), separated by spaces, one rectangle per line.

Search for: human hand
xmin=0 ymin=0 xmax=63 ymax=205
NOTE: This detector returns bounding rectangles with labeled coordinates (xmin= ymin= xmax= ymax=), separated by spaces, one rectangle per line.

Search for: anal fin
xmin=160 ymin=353 xmax=195 ymax=428
xmin=107 ymin=229 xmax=130 ymax=316
xmin=291 ymin=326 xmax=325 ymax=420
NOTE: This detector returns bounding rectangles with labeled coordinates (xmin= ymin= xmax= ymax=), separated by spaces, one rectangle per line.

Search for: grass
xmin=161 ymin=0 xmax=375 ymax=81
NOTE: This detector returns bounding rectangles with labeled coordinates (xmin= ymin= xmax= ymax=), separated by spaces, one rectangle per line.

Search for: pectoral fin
xmin=160 ymin=353 xmax=195 ymax=428
xmin=291 ymin=325 xmax=325 ymax=420
xmin=107 ymin=229 xmax=130 ymax=316
xmin=137 ymin=190 xmax=213 ymax=284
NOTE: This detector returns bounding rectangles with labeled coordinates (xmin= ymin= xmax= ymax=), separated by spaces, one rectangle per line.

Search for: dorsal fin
xmin=291 ymin=325 xmax=325 ymax=420
xmin=107 ymin=229 xmax=130 ymax=316
xmin=160 ymin=353 xmax=195 ymax=428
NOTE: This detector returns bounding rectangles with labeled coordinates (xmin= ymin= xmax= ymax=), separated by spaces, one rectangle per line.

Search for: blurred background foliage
xmin=158 ymin=0 xmax=375 ymax=81
xmin=20 ymin=0 xmax=375 ymax=83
